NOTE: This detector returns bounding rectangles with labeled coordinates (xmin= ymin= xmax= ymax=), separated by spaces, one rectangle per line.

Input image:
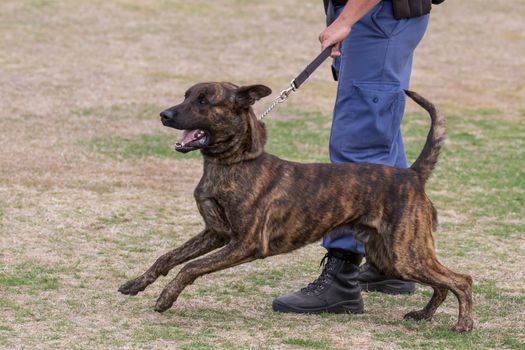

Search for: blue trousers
xmin=322 ymin=1 xmax=429 ymax=254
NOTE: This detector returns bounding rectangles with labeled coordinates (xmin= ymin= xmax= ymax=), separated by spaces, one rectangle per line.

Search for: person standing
xmin=273 ymin=0 xmax=443 ymax=314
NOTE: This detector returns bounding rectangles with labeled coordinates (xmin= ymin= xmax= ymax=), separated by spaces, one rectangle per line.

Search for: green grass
xmin=73 ymin=107 xmax=97 ymax=117
xmin=373 ymin=328 xmax=525 ymax=350
xmin=132 ymin=325 xmax=189 ymax=342
xmin=25 ymin=0 xmax=55 ymax=8
xmin=265 ymin=108 xmax=331 ymax=163
xmin=0 ymin=262 xmax=64 ymax=291
xmin=90 ymin=134 xmax=200 ymax=160
xmin=97 ymin=213 xmax=131 ymax=226
xmin=282 ymin=337 xmax=332 ymax=349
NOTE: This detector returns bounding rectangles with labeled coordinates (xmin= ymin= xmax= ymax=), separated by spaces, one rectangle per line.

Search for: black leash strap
xmin=293 ymin=46 xmax=332 ymax=89
xmin=259 ymin=46 xmax=333 ymax=120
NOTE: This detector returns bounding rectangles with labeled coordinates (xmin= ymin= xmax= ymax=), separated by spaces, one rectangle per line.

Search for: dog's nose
xmin=160 ymin=109 xmax=175 ymax=120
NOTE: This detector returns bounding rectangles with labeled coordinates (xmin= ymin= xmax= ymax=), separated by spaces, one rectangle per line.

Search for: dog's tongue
xmin=178 ymin=129 xmax=199 ymax=145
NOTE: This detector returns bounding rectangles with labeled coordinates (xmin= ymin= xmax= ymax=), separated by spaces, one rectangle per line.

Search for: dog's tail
xmin=406 ymin=90 xmax=446 ymax=185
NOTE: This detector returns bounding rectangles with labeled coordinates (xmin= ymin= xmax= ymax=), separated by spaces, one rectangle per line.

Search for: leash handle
xmin=292 ymin=46 xmax=332 ymax=89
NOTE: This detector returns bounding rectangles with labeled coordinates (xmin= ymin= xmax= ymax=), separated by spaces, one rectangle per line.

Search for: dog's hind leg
xmin=154 ymin=242 xmax=257 ymax=312
xmin=400 ymin=259 xmax=473 ymax=332
xmin=118 ymin=228 xmax=228 ymax=296
xmin=404 ymin=286 xmax=448 ymax=321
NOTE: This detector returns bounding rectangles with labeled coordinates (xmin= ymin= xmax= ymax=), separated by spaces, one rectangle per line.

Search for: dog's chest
xmin=196 ymin=169 xmax=252 ymax=204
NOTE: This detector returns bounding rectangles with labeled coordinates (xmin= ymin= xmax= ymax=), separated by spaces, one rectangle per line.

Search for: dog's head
xmin=160 ymin=82 xmax=271 ymax=162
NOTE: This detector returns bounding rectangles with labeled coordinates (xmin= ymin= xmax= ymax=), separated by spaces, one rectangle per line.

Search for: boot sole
xmin=272 ymin=299 xmax=364 ymax=315
xmin=359 ymin=280 xmax=415 ymax=295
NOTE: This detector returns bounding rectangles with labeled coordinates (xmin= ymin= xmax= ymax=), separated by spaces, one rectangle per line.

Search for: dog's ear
xmin=235 ymin=85 xmax=272 ymax=108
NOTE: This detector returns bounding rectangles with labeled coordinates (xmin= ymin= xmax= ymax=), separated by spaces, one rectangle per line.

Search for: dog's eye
xmin=198 ymin=96 xmax=207 ymax=105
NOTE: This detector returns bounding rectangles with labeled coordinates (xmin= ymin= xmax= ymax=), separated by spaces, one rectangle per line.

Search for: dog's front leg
xmin=154 ymin=242 xmax=256 ymax=312
xmin=118 ymin=228 xmax=228 ymax=296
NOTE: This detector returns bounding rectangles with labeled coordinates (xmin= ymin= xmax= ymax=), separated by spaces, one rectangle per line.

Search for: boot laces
xmin=300 ymin=253 xmax=336 ymax=295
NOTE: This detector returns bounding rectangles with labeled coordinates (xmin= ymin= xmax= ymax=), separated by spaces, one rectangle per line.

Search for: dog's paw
xmin=451 ymin=317 xmax=474 ymax=333
xmin=403 ymin=310 xmax=432 ymax=321
xmin=118 ymin=276 xmax=149 ymax=295
xmin=154 ymin=295 xmax=175 ymax=313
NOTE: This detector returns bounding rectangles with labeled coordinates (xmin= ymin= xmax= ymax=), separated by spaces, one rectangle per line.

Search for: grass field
xmin=1 ymin=0 xmax=524 ymax=349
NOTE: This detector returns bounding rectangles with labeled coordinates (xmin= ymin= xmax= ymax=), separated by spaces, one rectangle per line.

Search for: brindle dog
xmin=118 ymin=82 xmax=474 ymax=332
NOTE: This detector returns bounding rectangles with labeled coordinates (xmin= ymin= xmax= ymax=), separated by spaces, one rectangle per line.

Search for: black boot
xmin=272 ymin=250 xmax=364 ymax=314
xmin=357 ymin=263 xmax=416 ymax=295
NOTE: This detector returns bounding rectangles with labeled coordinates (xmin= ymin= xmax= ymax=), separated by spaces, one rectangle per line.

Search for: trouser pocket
xmin=332 ymin=81 xmax=404 ymax=153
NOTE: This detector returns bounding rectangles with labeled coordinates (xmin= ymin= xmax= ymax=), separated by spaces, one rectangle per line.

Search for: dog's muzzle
xmin=160 ymin=109 xmax=209 ymax=153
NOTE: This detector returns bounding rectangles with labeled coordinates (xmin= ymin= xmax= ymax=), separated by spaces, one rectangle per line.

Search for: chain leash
xmin=258 ymin=81 xmax=296 ymax=121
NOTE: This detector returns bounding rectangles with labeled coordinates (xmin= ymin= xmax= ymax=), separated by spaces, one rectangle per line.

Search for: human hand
xmin=319 ymin=18 xmax=352 ymax=58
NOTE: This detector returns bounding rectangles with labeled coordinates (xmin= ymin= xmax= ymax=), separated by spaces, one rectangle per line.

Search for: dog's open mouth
xmin=174 ymin=129 xmax=208 ymax=153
